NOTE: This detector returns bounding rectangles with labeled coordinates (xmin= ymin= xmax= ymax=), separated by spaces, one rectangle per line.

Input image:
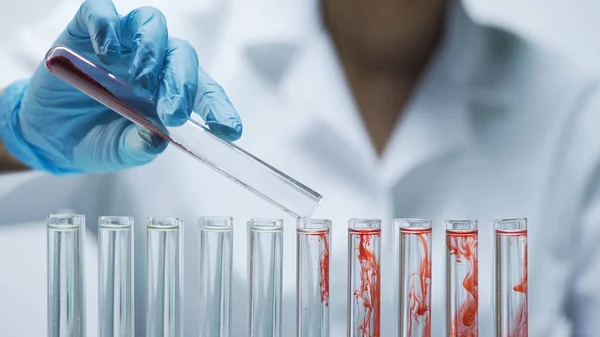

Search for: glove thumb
xmin=118 ymin=123 xmax=167 ymax=168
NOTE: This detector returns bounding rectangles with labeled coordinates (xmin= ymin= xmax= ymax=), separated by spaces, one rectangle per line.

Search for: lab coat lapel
xmin=381 ymin=0 xmax=492 ymax=194
xmin=229 ymin=0 xmax=380 ymax=190
xmin=278 ymin=32 xmax=381 ymax=189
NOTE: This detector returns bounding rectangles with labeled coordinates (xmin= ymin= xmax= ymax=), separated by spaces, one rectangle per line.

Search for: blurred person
xmin=0 ymin=0 xmax=599 ymax=335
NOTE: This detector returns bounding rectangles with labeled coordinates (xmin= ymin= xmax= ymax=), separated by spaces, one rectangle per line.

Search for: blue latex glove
xmin=0 ymin=0 xmax=242 ymax=174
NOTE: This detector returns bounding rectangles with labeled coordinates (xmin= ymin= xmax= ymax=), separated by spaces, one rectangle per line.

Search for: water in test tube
xmin=296 ymin=219 xmax=331 ymax=337
xmin=147 ymin=217 xmax=183 ymax=337
xmin=44 ymin=45 xmax=322 ymax=219
xmin=445 ymin=220 xmax=478 ymax=337
xmin=98 ymin=216 xmax=134 ymax=337
xmin=347 ymin=219 xmax=381 ymax=337
xmin=494 ymin=218 xmax=528 ymax=337
xmin=396 ymin=218 xmax=432 ymax=337
xmin=248 ymin=218 xmax=283 ymax=337
xmin=199 ymin=217 xmax=233 ymax=337
xmin=47 ymin=214 xmax=86 ymax=337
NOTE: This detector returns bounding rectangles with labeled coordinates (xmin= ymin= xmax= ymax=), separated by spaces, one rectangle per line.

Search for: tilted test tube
xmin=248 ymin=218 xmax=284 ymax=337
xmin=494 ymin=218 xmax=528 ymax=337
xmin=98 ymin=216 xmax=134 ymax=337
xmin=47 ymin=214 xmax=86 ymax=337
xmin=199 ymin=217 xmax=233 ymax=337
xmin=347 ymin=219 xmax=381 ymax=337
xmin=396 ymin=218 xmax=432 ymax=337
xmin=445 ymin=220 xmax=478 ymax=337
xmin=44 ymin=45 xmax=322 ymax=219
xmin=296 ymin=219 xmax=331 ymax=337
xmin=147 ymin=217 xmax=183 ymax=337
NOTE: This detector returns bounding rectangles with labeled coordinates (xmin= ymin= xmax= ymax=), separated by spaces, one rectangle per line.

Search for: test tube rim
xmin=247 ymin=218 xmax=284 ymax=232
xmin=394 ymin=218 xmax=432 ymax=230
xmin=296 ymin=218 xmax=332 ymax=231
xmin=98 ymin=216 xmax=134 ymax=229
xmin=444 ymin=219 xmax=478 ymax=231
xmin=47 ymin=214 xmax=85 ymax=229
xmin=348 ymin=218 xmax=382 ymax=230
xmin=493 ymin=217 xmax=527 ymax=231
xmin=147 ymin=217 xmax=183 ymax=230
xmin=198 ymin=216 xmax=234 ymax=232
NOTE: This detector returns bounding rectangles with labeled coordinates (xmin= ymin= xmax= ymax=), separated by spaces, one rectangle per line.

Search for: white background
xmin=2 ymin=0 xmax=599 ymax=69
xmin=468 ymin=0 xmax=599 ymax=70
xmin=0 ymin=0 xmax=595 ymax=336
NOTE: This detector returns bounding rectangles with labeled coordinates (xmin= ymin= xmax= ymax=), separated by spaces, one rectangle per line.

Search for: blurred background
xmin=0 ymin=0 xmax=597 ymax=336
xmin=3 ymin=0 xmax=600 ymax=69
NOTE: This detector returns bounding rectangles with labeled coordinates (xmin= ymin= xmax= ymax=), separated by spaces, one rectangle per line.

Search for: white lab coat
xmin=1 ymin=0 xmax=600 ymax=336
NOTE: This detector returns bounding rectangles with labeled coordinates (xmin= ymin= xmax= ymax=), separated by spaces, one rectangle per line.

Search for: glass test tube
xmin=494 ymin=218 xmax=528 ymax=337
xmin=147 ymin=218 xmax=182 ymax=337
xmin=397 ymin=218 xmax=432 ymax=337
xmin=296 ymin=219 xmax=331 ymax=337
xmin=199 ymin=217 xmax=233 ymax=337
xmin=44 ymin=46 xmax=322 ymax=219
xmin=445 ymin=220 xmax=478 ymax=337
xmin=347 ymin=219 xmax=381 ymax=337
xmin=98 ymin=216 xmax=134 ymax=337
xmin=248 ymin=218 xmax=284 ymax=337
xmin=47 ymin=214 xmax=86 ymax=337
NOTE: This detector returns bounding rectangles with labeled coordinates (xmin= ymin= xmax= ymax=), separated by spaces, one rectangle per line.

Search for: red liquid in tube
xmin=447 ymin=230 xmax=478 ymax=337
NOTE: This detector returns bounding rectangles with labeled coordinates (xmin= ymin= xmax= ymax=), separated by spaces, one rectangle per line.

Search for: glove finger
xmin=72 ymin=118 xmax=166 ymax=173
xmin=67 ymin=0 xmax=121 ymax=65
xmin=194 ymin=64 xmax=243 ymax=142
xmin=120 ymin=6 xmax=168 ymax=97
xmin=119 ymin=123 xmax=167 ymax=167
xmin=156 ymin=38 xmax=198 ymax=127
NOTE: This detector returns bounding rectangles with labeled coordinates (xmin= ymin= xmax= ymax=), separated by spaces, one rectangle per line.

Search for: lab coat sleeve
xmin=562 ymin=82 xmax=600 ymax=334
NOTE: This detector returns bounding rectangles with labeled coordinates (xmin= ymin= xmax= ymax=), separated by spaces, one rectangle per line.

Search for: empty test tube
xmin=47 ymin=214 xmax=86 ymax=337
xmin=397 ymin=218 xmax=432 ymax=337
xmin=248 ymin=218 xmax=283 ymax=337
xmin=296 ymin=219 xmax=331 ymax=337
xmin=98 ymin=216 xmax=134 ymax=337
xmin=445 ymin=220 xmax=478 ymax=337
xmin=44 ymin=45 xmax=322 ymax=219
xmin=199 ymin=217 xmax=233 ymax=337
xmin=347 ymin=219 xmax=381 ymax=337
xmin=147 ymin=218 xmax=183 ymax=337
xmin=494 ymin=218 xmax=528 ymax=337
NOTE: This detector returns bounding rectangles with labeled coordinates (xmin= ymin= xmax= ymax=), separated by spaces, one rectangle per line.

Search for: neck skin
xmin=322 ymin=0 xmax=447 ymax=155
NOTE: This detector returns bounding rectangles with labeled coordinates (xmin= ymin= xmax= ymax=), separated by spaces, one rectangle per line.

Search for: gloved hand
xmin=0 ymin=0 xmax=242 ymax=174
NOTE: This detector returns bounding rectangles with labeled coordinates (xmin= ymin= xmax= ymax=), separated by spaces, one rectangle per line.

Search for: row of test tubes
xmin=351 ymin=218 xmax=528 ymax=337
xmin=47 ymin=215 xmax=527 ymax=337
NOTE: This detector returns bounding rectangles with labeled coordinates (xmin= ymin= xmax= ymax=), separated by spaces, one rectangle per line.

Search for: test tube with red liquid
xmin=494 ymin=218 xmax=528 ymax=337
xmin=445 ymin=220 xmax=478 ymax=337
xmin=44 ymin=45 xmax=322 ymax=219
xmin=347 ymin=219 xmax=381 ymax=337
xmin=296 ymin=219 xmax=331 ymax=337
xmin=397 ymin=218 xmax=432 ymax=337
